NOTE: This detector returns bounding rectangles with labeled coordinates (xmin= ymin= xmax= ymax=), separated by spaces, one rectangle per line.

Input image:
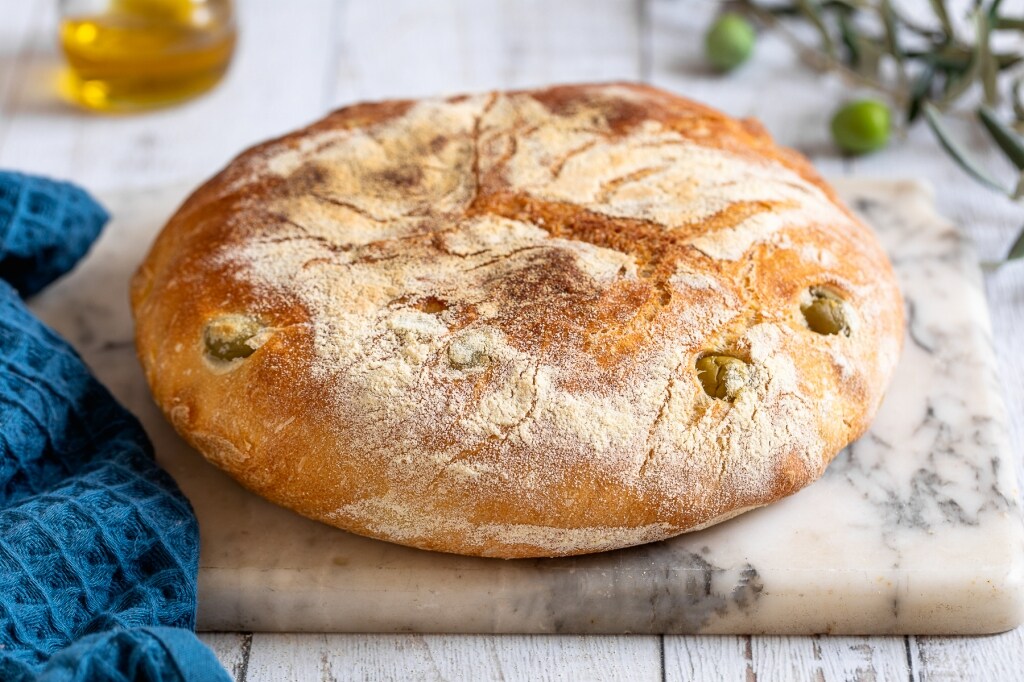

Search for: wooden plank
xmin=330 ymin=0 xmax=641 ymax=105
xmin=244 ymin=634 xmax=322 ymax=681
xmin=199 ymin=632 xmax=252 ymax=682
xmin=664 ymin=635 xmax=752 ymax=681
xmin=912 ymin=629 xmax=1024 ymax=682
xmin=749 ymin=636 xmax=909 ymax=681
xmin=244 ymin=633 xmax=662 ymax=682
xmin=487 ymin=0 xmax=642 ymax=88
xmin=0 ymin=0 xmax=338 ymax=192
xmin=0 ymin=0 xmax=73 ymax=174
xmin=0 ymin=0 xmax=41 ymax=143
xmin=668 ymin=635 xmax=910 ymax=681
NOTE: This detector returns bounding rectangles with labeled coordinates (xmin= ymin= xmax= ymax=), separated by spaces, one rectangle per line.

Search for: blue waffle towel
xmin=0 ymin=172 xmax=230 ymax=682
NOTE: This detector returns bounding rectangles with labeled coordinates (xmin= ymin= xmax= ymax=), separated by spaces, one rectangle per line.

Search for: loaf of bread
xmin=132 ymin=83 xmax=904 ymax=558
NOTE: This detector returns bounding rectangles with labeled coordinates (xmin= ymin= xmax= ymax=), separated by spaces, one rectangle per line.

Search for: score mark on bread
xmin=132 ymin=83 xmax=904 ymax=558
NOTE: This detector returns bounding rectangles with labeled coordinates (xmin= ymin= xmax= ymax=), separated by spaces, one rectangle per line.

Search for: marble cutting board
xmin=29 ymin=179 xmax=1024 ymax=635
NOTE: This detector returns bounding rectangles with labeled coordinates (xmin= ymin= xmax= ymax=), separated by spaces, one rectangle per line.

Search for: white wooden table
xmin=3 ymin=1 xmax=1024 ymax=679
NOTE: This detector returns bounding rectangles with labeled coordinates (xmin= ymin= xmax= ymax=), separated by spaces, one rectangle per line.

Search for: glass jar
xmin=58 ymin=0 xmax=237 ymax=112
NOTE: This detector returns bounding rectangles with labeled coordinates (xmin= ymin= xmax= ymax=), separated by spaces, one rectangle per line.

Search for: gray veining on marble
xmin=29 ymin=179 xmax=1024 ymax=634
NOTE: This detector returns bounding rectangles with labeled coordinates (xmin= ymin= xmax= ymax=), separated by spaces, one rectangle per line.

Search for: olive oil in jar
xmin=59 ymin=0 xmax=237 ymax=112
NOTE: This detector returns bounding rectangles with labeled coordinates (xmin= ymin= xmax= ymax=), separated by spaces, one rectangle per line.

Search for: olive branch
xmin=728 ymin=0 xmax=1024 ymax=263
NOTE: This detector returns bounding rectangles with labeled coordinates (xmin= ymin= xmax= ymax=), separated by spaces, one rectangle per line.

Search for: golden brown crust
xmin=132 ymin=83 xmax=904 ymax=558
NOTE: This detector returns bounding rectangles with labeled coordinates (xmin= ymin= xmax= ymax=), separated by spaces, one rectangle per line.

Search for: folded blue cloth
xmin=0 ymin=172 xmax=231 ymax=682
xmin=33 ymin=627 xmax=227 ymax=682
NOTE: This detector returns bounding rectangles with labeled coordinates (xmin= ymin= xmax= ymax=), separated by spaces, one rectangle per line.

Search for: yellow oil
xmin=60 ymin=0 xmax=236 ymax=112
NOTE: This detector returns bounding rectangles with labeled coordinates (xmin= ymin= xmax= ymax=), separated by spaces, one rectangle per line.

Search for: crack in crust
xmin=549 ymin=139 xmax=601 ymax=179
xmin=311 ymin=192 xmax=392 ymax=223
xmin=639 ymin=363 xmax=680 ymax=479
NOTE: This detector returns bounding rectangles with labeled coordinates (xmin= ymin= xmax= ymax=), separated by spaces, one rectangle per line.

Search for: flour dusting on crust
xmin=132 ymin=83 xmax=904 ymax=558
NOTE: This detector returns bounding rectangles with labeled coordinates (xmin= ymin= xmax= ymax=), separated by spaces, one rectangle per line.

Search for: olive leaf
xmin=936 ymin=31 xmax=983 ymax=106
xmin=997 ymin=55 xmax=1024 ymax=73
xmin=938 ymin=55 xmax=979 ymax=105
xmin=1012 ymin=76 xmax=1024 ymax=125
xmin=923 ymin=103 xmax=1010 ymax=193
xmin=978 ymin=106 xmax=1024 ymax=169
xmin=879 ymin=0 xmax=902 ymax=63
xmin=1007 ymin=223 xmax=1024 ymax=260
xmin=976 ymin=11 xmax=1000 ymax=105
xmin=838 ymin=9 xmax=860 ymax=65
xmin=796 ymin=0 xmax=836 ymax=56
xmin=908 ymin=63 xmax=936 ymax=122
xmin=840 ymin=15 xmax=886 ymax=78
xmin=915 ymin=45 xmax=969 ymax=70
xmin=928 ymin=0 xmax=954 ymax=36
xmin=764 ymin=5 xmax=800 ymax=17
xmin=995 ymin=16 xmax=1024 ymax=30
